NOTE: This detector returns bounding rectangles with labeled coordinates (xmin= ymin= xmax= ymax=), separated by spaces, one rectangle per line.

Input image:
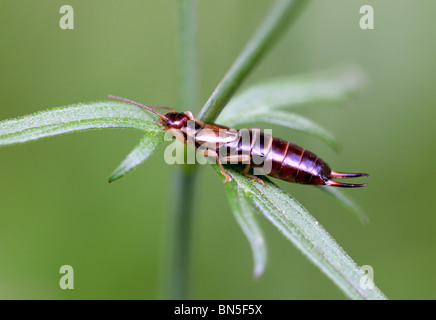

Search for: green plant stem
xmin=165 ymin=167 xmax=198 ymax=299
xmin=198 ymin=0 xmax=309 ymax=123
xmin=164 ymin=0 xmax=198 ymax=300
xmin=177 ymin=0 xmax=197 ymax=108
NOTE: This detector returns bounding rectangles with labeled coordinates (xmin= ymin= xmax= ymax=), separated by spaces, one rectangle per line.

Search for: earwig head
xmin=162 ymin=112 xmax=190 ymax=129
xmin=107 ymin=95 xmax=194 ymax=129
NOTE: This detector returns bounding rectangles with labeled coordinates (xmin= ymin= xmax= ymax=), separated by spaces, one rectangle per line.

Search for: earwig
xmin=109 ymin=95 xmax=369 ymax=188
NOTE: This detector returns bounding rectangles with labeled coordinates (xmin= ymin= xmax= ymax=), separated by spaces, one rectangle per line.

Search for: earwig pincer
xmin=109 ymin=95 xmax=369 ymax=188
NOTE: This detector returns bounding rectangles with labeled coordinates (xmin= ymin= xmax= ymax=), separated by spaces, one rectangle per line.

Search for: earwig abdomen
xmin=264 ymin=136 xmax=326 ymax=185
xmin=249 ymin=132 xmax=368 ymax=188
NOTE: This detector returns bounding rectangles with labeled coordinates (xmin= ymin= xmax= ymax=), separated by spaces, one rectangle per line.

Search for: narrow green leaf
xmin=225 ymin=182 xmax=267 ymax=278
xmin=0 ymin=101 xmax=161 ymax=146
xmin=219 ymin=110 xmax=338 ymax=150
xmin=317 ymin=186 xmax=369 ymax=225
xmin=109 ymin=130 xmax=165 ymax=183
xmin=218 ymin=66 xmax=367 ymax=121
xmin=215 ymin=165 xmax=387 ymax=300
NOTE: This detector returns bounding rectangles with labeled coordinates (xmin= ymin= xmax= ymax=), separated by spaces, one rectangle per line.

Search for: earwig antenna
xmin=148 ymin=105 xmax=176 ymax=112
xmin=108 ymin=95 xmax=171 ymax=120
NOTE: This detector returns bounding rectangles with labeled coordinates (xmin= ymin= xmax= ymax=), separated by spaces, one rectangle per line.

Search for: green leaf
xmin=317 ymin=186 xmax=369 ymax=225
xmin=109 ymin=130 xmax=166 ymax=183
xmin=218 ymin=66 xmax=366 ymax=120
xmin=0 ymin=101 xmax=161 ymax=146
xmin=215 ymin=165 xmax=387 ymax=300
xmin=225 ymin=182 xmax=267 ymax=278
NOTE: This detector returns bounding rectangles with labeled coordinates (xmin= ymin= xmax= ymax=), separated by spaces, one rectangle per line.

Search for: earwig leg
xmin=199 ymin=148 xmax=232 ymax=183
xmin=168 ymin=128 xmax=186 ymax=143
xmin=242 ymin=163 xmax=266 ymax=187
xmin=217 ymin=153 xmax=253 ymax=184
xmin=242 ymin=163 xmax=250 ymax=175
xmin=219 ymin=154 xmax=265 ymax=187
xmin=216 ymin=157 xmax=232 ymax=183
xmin=184 ymin=111 xmax=196 ymax=121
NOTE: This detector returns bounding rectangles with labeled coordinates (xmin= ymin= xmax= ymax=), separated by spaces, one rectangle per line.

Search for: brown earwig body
xmin=109 ymin=95 xmax=369 ymax=187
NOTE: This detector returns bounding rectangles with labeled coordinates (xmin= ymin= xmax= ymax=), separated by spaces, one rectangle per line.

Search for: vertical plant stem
xmin=178 ymin=0 xmax=198 ymax=109
xmin=198 ymin=0 xmax=309 ymax=123
xmin=164 ymin=0 xmax=198 ymax=300
xmin=165 ymin=167 xmax=197 ymax=299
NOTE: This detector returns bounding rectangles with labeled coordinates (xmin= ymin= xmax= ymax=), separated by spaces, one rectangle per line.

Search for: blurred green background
xmin=0 ymin=0 xmax=435 ymax=299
